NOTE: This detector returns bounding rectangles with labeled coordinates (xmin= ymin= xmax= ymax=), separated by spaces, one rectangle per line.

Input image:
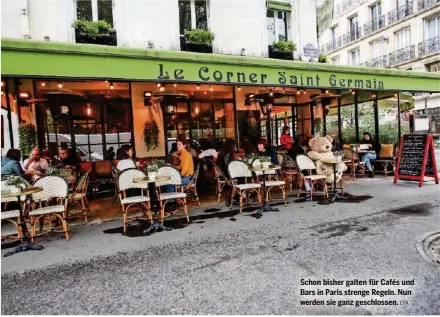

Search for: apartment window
xmin=425 ymin=16 xmax=440 ymax=39
xmin=179 ymin=0 xmax=208 ymax=35
xmin=349 ymin=15 xmax=360 ymax=39
xmin=349 ymin=49 xmax=360 ymax=65
xmin=427 ymin=61 xmax=440 ymax=72
xmin=267 ymin=9 xmax=289 ymax=44
xmin=331 ymin=26 xmax=339 ymax=44
xmin=332 ymin=56 xmax=340 ymax=64
xmin=76 ymin=0 xmax=113 ymax=26
xmin=396 ymin=28 xmax=411 ymax=49
xmin=371 ymin=2 xmax=382 ymax=31
xmin=371 ymin=40 xmax=384 ymax=58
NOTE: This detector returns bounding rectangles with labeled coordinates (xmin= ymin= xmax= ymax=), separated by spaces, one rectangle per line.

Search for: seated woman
xmin=256 ymin=138 xmax=279 ymax=165
xmin=1 ymin=149 xmax=27 ymax=177
xmin=360 ymin=132 xmax=381 ymax=177
xmin=172 ymin=139 xmax=194 ymax=186
xmin=116 ymin=144 xmax=136 ymax=171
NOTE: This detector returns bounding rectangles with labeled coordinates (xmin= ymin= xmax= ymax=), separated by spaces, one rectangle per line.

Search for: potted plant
xmin=318 ymin=54 xmax=328 ymax=63
xmin=72 ymin=19 xmax=117 ymax=46
xmin=146 ymin=159 xmax=165 ymax=180
xmin=269 ymin=40 xmax=296 ymax=60
xmin=333 ymin=151 xmax=345 ymax=162
xmin=260 ymin=156 xmax=272 ymax=169
xmin=183 ymin=29 xmax=215 ymax=53
xmin=143 ymin=119 xmax=160 ymax=151
xmin=244 ymin=154 xmax=259 ymax=166
xmin=5 ymin=176 xmax=28 ymax=193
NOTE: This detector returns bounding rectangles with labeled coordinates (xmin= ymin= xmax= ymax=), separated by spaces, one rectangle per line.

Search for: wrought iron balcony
xmin=387 ymin=1 xmax=414 ymax=24
xmin=363 ymin=15 xmax=386 ymax=36
xmin=323 ymin=37 xmax=343 ymax=54
xmin=418 ymin=36 xmax=440 ymax=56
xmin=417 ymin=0 xmax=440 ymax=11
xmin=364 ymin=55 xmax=388 ymax=68
xmin=388 ymin=45 xmax=415 ymax=66
xmin=343 ymin=28 xmax=362 ymax=45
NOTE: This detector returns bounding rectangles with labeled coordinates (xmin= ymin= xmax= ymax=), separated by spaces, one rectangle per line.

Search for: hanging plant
xmin=143 ymin=119 xmax=160 ymax=151
xmin=18 ymin=123 xmax=37 ymax=157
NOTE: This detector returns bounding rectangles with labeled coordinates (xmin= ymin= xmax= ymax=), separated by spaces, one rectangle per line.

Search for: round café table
xmin=248 ymin=165 xmax=281 ymax=215
xmin=321 ymin=159 xmax=351 ymax=202
xmin=2 ymin=186 xmax=44 ymax=257
xmin=133 ymin=175 xmax=171 ymax=234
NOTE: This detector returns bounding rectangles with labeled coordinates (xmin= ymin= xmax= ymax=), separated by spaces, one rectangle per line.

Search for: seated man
xmin=23 ymin=148 xmax=49 ymax=182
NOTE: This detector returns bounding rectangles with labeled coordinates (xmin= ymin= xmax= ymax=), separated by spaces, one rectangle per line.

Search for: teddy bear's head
xmin=309 ymin=135 xmax=333 ymax=153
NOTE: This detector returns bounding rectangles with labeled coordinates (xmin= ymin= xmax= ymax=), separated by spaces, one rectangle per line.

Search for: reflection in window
xmin=267 ymin=9 xmax=288 ymax=43
xmin=179 ymin=0 xmax=208 ymax=35
xmin=76 ymin=0 xmax=113 ymax=26
xmin=98 ymin=0 xmax=113 ymax=26
xmin=267 ymin=10 xmax=276 ymax=44
xmin=179 ymin=1 xmax=192 ymax=35
xmin=195 ymin=0 xmax=207 ymax=29
xmin=277 ymin=11 xmax=287 ymax=41
xmin=76 ymin=0 xmax=93 ymax=20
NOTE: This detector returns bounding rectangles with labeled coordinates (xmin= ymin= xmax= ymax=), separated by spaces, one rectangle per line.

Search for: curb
xmin=416 ymin=230 xmax=440 ymax=270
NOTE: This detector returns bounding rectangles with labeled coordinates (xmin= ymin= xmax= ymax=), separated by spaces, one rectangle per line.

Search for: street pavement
xmin=1 ymin=178 xmax=440 ymax=315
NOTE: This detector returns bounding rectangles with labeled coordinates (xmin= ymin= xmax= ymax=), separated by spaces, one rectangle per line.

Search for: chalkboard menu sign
xmin=394 ymin=134 xmax=439 ymax=187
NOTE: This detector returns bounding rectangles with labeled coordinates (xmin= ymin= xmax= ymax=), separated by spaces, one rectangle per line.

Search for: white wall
xmin=114 ymin=0 xmax=180 ymax=50
xmin=294 ymin=0 xmax=319 ymax=59
xmin=1 ymin=0 xmax=29 ymax=39
xmin=209 ymin=0 xmax=267 ymax=57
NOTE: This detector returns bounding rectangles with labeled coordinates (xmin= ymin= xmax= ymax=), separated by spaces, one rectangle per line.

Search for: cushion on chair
xmin=159 ymin=192 xmax=187 ymax=200
xmin=121 ymin=196 xmax=150 ymax=204
xmin=304 ymin=175 xmax=327 ymax=180
xmin=29 ymin=205 xmax=65 ymax=216
xmin=1 ymin=210 xmax=20 ymax=220
xmin=378 ymin=144 xmax=394 ymax=159
xmin=263 ymin=180 xmax=285 ymax=186
xmin=235 ymin=183 xmax=261 ymax=190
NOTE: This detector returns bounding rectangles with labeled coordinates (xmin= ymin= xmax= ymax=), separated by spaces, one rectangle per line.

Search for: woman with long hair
xmin=116 ymin=144 xmax=136 ymax=171
xmin=1 ymin=149 xmax=26 ymax=177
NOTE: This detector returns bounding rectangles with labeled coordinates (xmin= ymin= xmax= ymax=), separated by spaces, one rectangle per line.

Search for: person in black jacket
xmin=216 ymin=138 xmax=236 ymax=176
xmin=360 ymin=132 xmax=381 ymax=177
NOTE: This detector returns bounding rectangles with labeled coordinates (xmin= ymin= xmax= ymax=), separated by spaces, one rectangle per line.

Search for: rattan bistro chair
xmin=29 ymin=176 xmax=70 ymax=242
xmin=343 ymin=149 xmax=366 ymax=180
xmin=156 ymin=166 xmax=189 ymax=223
xmin=183 ymin=163 xmax=201 ymax=206
xmin=227 ymin=160 xmax=262 ymax=214
xmin=118 ymin=168 xmax=152 ymax=234
xmin=212 ymin=162 xmax=231 ymax=203
xmin=296 ymin=155 xmax=328 ymax=201
xmin=67 ymin=170 xmax=91 ymax=222
xmin=252 ymin=159 xmax=287 ymax=207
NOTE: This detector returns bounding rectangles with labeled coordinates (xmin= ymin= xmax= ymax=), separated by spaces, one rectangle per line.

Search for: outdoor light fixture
xmin=41 ymin=82 xmax=46 ymax=87
xmin=18 ymin=92 xmax=30 ymax=99
xmin=109 ymin=81 xmax=114 ymax=89
xmin=173 ymin=83 xmax=177 ymax=87
xmin=269 ymin=90 xmax=273 ymax=96
xmin=1 ymin=81 xmax=4 ymax=87
xmin=209 ymin=85 xmax=213 ymax=91
xmin=303 ymin=90 xmax=307 ymax=94
xmin=60 ymin=105 xmax=69 ymax=114
xmin=237 ymin=86 xmax=242 ymax=91
xmin=325 ymin=90 xmax=329 ymax=94
xmin=394 ymin=92 xmax=398 ymax=97
xmin=87 ymin=106 xmax=91 ymax=116
xmin=351 ymin=91 xmax=356 ymax=95
xmin=144 ymin=91 xmax=152 ymax=97
xmin=57 ymin=82 xmax=63 ymax=89
xmin=248 ymin=93 xmax=255 ymax=98
xmin=196 ymin=84 xmax=200 ymax=90
xmin=372 ymin=94 xmax=377 ymax=98
xmin=204 ymin=91 xmax=207 ymax=95
xmin=159 ymin=86 xmax=165 ymax=92
xmin=157 ymin=83 xmax=161 ymax=87
xmin=143 ymin=91 xmax=153 ymax=106
xmin=296 ymin=90 xmax=300 ymax=95
xmin=349 ymin=89 xmax=352 ymax=92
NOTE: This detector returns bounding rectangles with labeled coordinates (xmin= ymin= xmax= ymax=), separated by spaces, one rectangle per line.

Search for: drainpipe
xmin=22 ymin=0 xmax=31 ymax=39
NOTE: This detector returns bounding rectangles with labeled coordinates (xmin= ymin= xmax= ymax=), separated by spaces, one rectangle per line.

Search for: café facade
xmin=1 ymin=38 xmax=439 ymax=160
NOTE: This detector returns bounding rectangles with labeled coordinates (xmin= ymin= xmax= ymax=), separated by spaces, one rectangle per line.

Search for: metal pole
xmin=373 ymin=94 xmax=380 ymax=150
xmin=128 ymin=82 xmax=136 ymax=158
xmin=323 ymin=103 xmax=327 ymax=136
xmin=310 ymin=102 xmax=315 ymax=136
xmin=354 ymin=92 xmax=359 ymax=142
xmin=232 ymin=86 xmax=239 ymax=145
xmin=397 ymin=93 xmax=401 ymax=142
xmin=337 ymin=93 xmax=342 ymax=146
xmin=5 ymin=79 xmax=15 ymax=149
xmin=266 ymin=108 xmax=272 ymax=147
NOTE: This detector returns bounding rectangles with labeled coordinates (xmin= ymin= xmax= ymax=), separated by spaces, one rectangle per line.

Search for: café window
xmin=76 ymin=0 xmax=114 ymax=26
xmin=179 ymin=0 xmax=208 ymax=35
xmin=267 ymin=8 xmax=289 ymax=44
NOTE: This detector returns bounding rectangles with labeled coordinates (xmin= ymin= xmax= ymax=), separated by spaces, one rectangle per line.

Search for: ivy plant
xmin=18 ymin=123 xmax=37 ymax=157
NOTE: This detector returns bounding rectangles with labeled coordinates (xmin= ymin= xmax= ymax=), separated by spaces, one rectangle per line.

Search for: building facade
xmin=318 ymin=0 xmax=440 ymax=133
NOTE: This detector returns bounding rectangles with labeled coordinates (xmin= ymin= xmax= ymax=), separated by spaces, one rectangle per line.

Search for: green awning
xmin=267 ymin=1 xmax=292 ymax=11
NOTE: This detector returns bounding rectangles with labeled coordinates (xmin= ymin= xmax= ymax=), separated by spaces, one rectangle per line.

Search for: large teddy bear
xmin=307 ymin=135 xmax=347 ymax=184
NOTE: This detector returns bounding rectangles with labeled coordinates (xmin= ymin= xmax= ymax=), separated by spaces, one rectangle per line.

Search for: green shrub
xmin=272 ymin=40 xmax=296 ymax=53
xmin=184 ymin=29 xmax=215 ymax=45
xmin=318 ymin=54 xmax=327 ymax=63
xmin=18 ymin=123 xmax=37 ymax=157
xmin=73 ymin=20 xmax=114 ymax=38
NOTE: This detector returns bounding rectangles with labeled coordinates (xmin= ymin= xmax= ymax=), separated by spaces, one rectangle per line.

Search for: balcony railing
xmin=388 ymin=45 xmax=415 ymax=66
xmin=363 ymin=15 xmax=386 ymax=36
xmin=387 ymin=1 xmax=414 ymax=24
xmin=322 ymin=37 xmax=343 ymax=54
xmin=364 ymin=55 xmax=388 ymax=68
xmin=418 ymin=36 xmax=440 ymax=56
xmin=343 ymin=28 xmax=362 ymax=45
xmin=417 ymin=0 xmax=440 ymax=11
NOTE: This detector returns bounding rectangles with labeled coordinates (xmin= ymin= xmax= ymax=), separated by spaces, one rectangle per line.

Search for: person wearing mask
xmin=280 ymin=126 xmax=294 ymax=151
xmin=216 ymin=138 xmax=236 ymax=176
xmin=1 ymin=149 xmax=28 ymax=177
xmin=23 ymin=148 xmax=49 ymax=182
xmin=116 ymin=144 xmax=136 ymax=171
xmin=256 ymin=138 xmax=279 ymax=165
xmin=360 ymin=132 xmax=380 ymax=177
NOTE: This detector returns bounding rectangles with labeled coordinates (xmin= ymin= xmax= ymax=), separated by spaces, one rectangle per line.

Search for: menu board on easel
xmin=394 ymin=134 xmax=439 ymax=187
